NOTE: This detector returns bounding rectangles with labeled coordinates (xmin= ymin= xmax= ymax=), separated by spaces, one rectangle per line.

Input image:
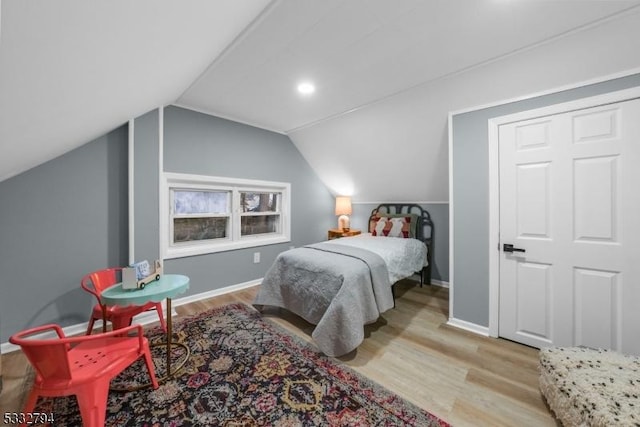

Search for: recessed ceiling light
xmin=297 ymin=82 xmax=315 ymax=95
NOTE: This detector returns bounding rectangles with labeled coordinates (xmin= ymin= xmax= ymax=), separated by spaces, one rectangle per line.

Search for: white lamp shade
xmin=335 ymin=196 xmax=352 ymax=215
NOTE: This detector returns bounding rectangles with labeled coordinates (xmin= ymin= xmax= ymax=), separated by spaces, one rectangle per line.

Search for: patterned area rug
xmin=32 ymin=303 xmax=449 ymax=426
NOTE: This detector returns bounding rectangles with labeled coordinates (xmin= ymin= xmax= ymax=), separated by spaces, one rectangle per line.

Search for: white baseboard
xmin=446 ymin=317 xmax=490 ymax=336
xmin=171 ymin=278 xmax=261 ymax=307
xmin=1 ymin=278 xmax=262 ymax=354
xmin=2 ymin=276 xmax=445 ymax=354
xmin=1 ymin=307 xmax=178 ymax=355
xmin=430 ymin=279 xmax=449 ymax=288
xmin=405 ymin=272 xmax=449 ymax=288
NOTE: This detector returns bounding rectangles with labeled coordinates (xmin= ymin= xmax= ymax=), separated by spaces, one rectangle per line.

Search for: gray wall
xmin=451 ymin=73 xmax=640 ymax=327
xmin=0 ymin=127 xmax=129 ymax=343
xmin=0 ymin=104 xmax=335 ymax=344
xmin=350 ymin=203 xmax=448 ymax=283
xmin=140 ymin=106 xmax=335 ymax=296
xmin=133 ymin=110 xmax=161 ymax=262
xmin=0 ymin=102 xmax=450 ymax=344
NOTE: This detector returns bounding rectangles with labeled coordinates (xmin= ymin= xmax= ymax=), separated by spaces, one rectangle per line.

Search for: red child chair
xmin=81 ymin=267 xmax=166 ymax=334
xmin=9 ymin=323 xmax=159 ymax=427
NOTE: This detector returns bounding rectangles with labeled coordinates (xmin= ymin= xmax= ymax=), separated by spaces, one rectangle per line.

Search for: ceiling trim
xmin=449 ymin=65 xmax=640 ymax=117
xmin=285 ymin=4 xmax=640 ymax=135
xmin=170 ymin=103 xmax=286 ymax=135
xmin=353 ymin=201 xmax=449 ymax=205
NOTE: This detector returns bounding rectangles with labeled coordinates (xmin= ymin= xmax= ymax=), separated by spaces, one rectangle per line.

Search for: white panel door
xmin=498 ymin=98 xmax=640 ymax=354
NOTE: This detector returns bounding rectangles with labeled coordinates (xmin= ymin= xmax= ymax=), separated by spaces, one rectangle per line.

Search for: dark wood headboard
xmin=368 ymin=203 xmax=434 ymax=285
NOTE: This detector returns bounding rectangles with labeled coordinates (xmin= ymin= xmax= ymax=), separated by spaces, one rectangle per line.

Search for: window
xmin=161 ymin=173 xmax=290 ymax=259
xmin=172 ymin=190 xmax=230 ymax=242
xmin=240 ymin=191 xmax=281 ymax=236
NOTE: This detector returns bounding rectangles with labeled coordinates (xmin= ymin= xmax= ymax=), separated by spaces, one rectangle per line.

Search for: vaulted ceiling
xmin=0 ymin=0 xmax=271 ymax=182
xmin=2 ymin=0 xmax=640 ymax=186
xmin=177 ymin=0 xmax=640 ymax=134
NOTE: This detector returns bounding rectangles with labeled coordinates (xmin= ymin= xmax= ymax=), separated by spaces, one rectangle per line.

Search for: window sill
xmin=163 ymin=235 xmax=290 ymax=260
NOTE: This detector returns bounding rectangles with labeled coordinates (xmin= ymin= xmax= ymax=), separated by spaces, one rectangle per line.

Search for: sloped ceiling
xmin=0 ymin=0 xmax=271 ymax=182
xmin=2 ymin=0 xmax=640 ymax=198
xmin=178 ymin=0 xmax=640 ymax=134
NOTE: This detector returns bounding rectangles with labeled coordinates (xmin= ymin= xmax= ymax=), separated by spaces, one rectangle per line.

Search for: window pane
xmin=174 ymin=217 xmax=227 ymax=242
xmin=174 ymin=190 xmax=228 ymax=214
xmin=240 ymin=192 xmax=279 ymax=213
xmin=241 ymin=215 xmax=278 ymax=236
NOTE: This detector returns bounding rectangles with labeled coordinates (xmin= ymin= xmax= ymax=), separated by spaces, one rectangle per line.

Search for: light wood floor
xmin=1 ymin=280 xmax=559 ymax=426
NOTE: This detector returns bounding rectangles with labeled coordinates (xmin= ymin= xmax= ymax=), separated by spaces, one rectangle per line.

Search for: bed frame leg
xmin=392 ymin=285 xmax=396 ymax=307
xmin=419 ymin=266 xmax=432 ymax=287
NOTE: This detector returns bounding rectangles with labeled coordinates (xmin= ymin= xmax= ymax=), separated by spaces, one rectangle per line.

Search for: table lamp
xmin=335 ymin=196 xmax=352 ymax=231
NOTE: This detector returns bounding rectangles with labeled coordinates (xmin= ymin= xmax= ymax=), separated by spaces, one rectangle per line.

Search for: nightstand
xmin=328 ymin=228 xmax=361 ymax=240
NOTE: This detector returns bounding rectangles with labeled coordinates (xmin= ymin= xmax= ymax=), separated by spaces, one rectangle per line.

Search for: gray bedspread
xmin=253 ymin=242 xmax=393 ymax=357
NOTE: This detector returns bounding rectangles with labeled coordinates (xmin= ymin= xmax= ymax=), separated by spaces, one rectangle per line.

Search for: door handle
xmin=503 ymin=243 xmax=525 ymax=253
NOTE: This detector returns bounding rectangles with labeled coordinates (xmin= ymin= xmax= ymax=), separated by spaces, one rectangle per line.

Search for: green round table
xmin=101 ymin=274 xmax=190 ymax=387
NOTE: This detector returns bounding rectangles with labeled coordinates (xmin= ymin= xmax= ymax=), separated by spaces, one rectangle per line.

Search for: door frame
xmin=486 ymin=86 xmax=640 ymax=338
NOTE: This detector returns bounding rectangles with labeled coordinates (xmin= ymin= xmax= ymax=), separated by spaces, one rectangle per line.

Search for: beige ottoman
xmin=539 ymin=347 xmax=640 ymax=426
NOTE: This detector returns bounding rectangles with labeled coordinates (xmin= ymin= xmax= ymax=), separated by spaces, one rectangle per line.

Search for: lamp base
xmin=338 ymin=215 xmax=350 ymax=231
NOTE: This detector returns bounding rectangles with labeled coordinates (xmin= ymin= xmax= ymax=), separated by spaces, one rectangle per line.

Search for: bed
xmin=253 ymin=203 xmax=433 ymax=357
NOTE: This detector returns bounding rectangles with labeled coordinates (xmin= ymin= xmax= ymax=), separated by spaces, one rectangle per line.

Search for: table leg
xmin=110 ymin=296 xmax=189 ymax=392
xmin=162 ymin=297 xmax=189 ymax=382
xmin=166 ymin=297 xmax=172 ymax=377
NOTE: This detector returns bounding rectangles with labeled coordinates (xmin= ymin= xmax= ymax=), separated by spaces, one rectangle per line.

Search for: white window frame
xmin=161 ymin=172 xmax=291 ymax=259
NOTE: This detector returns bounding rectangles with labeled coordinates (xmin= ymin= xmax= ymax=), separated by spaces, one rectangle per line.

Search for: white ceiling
xmin=0 ymin=0 xmax=271 ymax=182
xmin=177 ymin=0 xmax=640 ymax=133
xmin=2 ymin=0 xmax=640 ymax=183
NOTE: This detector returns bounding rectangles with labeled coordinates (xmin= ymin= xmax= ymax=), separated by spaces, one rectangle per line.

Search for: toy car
xmin=136 ymin=260 xmax=162 ymax=289
xmin=122 ymin=260 xmax=162 ymax=290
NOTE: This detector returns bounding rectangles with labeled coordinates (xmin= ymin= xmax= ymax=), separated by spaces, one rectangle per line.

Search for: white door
xmin=498 ymin=97 xmax=640 ymax=355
